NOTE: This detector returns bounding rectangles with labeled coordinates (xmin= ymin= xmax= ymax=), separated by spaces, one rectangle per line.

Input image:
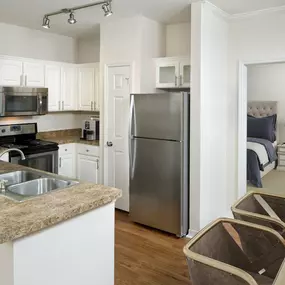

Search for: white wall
xmin=248 ymin=63 xmax=285 ymax=123
xmin=140 ymin=18 xmax=166 ymax=92
xmin=227 ymin=9 xmax=285 ymax=204
xmin=100 ymin=15 xmax=165 ymax=95
xmin=0 ymin=23 xmax=77 ymax=63
xmin=0 ymin=22 xmax=81 ymax=132
xmin=190 ymin=1 xmax=229 ymax=231
xmin=77 ymin=36 xmax=100 ymax=64
xmin=166 ymin=23 xmax=191 ymax=57
xmin=100 ymin=16 xmax=143 ymax=93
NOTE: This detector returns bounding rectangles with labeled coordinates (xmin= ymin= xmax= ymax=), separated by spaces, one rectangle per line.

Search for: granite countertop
xmin=0 ymin=161 xmax=121 ymax=244
xmin=37 ymin=129 xmax=99 ymax=146
xmin=48 ymin=136 xmax=100 ymax=146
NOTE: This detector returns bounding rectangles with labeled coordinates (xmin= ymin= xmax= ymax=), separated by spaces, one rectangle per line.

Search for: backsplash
xmin=0 ymin=112 xmax=99 ymax=132
xmin=37 ymin=128 xmax=81 ymax=139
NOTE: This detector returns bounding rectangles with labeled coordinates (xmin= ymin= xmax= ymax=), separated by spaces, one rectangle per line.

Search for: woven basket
xmin=232 ymin=191 xmax=285 ymax=237
xmin=183 ymin=218 xmax=285 ymax=285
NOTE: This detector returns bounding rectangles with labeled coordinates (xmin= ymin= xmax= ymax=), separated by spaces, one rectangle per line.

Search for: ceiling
xmin=209 ymin=0 xmax=285 ymax=15
xmin=0 ymin=0 xmax=284 ymax=38
xmin=0 ymin=0 xmax=190 ymax=38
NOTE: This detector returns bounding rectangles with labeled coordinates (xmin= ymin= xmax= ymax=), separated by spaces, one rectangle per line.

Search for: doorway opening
xmin=238 ymin=59 xmax=285 ymax=198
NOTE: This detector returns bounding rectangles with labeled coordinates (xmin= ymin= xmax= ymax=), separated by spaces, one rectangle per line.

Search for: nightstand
xmin=277 ymin=144 xmax=285 ymax=171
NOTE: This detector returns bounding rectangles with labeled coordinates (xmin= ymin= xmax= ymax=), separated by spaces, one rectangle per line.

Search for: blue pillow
xmin=247 ymin=115 xmax=276 ymax=142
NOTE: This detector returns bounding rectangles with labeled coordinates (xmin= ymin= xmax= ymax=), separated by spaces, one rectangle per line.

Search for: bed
xmin=247 ymin=101 xmax=278 ymax=187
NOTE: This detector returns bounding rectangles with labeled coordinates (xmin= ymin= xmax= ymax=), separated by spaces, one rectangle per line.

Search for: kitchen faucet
xmin=0 ymin=148 xmax=26 ymax=161
xmin=0 ymin=149 xmax=26 ymax=193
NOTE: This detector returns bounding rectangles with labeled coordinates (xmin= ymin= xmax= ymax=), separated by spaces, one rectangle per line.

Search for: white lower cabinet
xmin=77 ymin=154 xmax=100 ymax=184
xmin=58 ymin=144 xmax=76 ymax=179
xmin=59 ymin=154 xmax=75 ymax=178
xmin=58 ymin=143 xmax=100 ymax=183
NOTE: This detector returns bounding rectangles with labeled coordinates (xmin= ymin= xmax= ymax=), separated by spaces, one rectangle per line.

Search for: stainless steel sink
xmin=0 ymin=170 xmax=79 ymax=201
xmin=0 ymin=170 xmax=42 ymax=186
xmin=7 ymin=178 xmax=78 ymax=197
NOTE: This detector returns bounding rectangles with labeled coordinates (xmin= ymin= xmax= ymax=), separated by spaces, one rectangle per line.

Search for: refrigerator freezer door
xmin=131 ymin=93 xmax=188 ymax=141
xmin=129 ymin=137 xmax=188 ymax=236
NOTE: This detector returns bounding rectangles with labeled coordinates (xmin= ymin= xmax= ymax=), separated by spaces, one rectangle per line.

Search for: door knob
xmin=107 ymin=141 xmax=113 ymax=147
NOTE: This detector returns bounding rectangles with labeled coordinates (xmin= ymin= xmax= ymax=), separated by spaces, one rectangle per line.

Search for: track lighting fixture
xmin=68 ymin=12 xmax=77 ymax=24
xmin=42 ymin=0 xmax=113 ymax=29
xmin=102 ymin=2 xmax=113 ymax=17
xmin=42 ymin=16 xmax=50 ymax=29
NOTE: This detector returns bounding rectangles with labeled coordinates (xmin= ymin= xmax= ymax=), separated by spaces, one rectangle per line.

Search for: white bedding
xmin=247 ymin=141 xmax=277 ymax=167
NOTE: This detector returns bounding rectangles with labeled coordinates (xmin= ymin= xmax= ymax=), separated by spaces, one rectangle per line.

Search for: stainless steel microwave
xmin=0 ymin=87 xmax=48 ymax=117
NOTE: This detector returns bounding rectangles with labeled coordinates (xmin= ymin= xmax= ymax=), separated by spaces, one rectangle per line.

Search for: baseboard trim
xmin=187 ymin=230 xmax=198 ymax=238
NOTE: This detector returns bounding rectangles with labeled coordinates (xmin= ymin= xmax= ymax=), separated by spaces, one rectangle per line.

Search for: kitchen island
xmin=0 ymin=161 xmax=121 ymax=285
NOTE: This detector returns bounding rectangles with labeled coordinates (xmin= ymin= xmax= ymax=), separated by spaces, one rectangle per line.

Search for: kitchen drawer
xmin=77 ymin=144 xmax=99 ymax=157
xmin=59 ymin=144 xmax=74 ymax=155
xmin=279 ymin=159 xmax=285 ymax=165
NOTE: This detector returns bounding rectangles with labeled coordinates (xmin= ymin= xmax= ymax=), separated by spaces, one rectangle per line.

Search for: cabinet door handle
xmin=62 ymin=101 xmax=64 ymax=110
xmin=20 ymin=74 xmax=23 ymax=86
xmin=59 ymin=157 xmax=62 ymax=168
xmin=25 ymin=75 xmax=28 ymax=86
xmin=96 ymin=159 xmax=99 ymax=170
xmin=91 ymin=101 xmax=93 ymax=111
xmin=94 ymin=101 xmax=97 ymax=110
xmin=180 ymin=75 xmax=183 ymax=86
xmin=58 ymin=101 xmax=61 ymax=110
xmin=86 ymin=149 xmax=89 ymax=152
xmin=175 ymin=76 xmax=178 ymax=87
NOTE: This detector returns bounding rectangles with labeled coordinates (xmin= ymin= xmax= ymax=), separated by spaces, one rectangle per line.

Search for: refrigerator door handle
xmin=129 ymin=95 xmax=135 ymax=179
xmin=129 ymin=94 xmax=135 ymax=138
xmin=130 ymin=138 xmax=137 ymax=179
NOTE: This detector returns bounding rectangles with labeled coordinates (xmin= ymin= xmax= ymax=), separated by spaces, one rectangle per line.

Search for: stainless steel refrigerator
xmin=129 ymin=92 xmax=189 ymax=237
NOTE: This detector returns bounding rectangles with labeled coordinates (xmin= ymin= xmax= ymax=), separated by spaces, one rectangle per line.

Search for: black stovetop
xmin=1 ymin=139 xmax=59 ymax=156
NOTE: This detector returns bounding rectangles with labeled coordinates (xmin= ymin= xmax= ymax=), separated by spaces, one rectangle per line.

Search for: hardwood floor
xmin=115 ymin=210 xmax=191 ymax=285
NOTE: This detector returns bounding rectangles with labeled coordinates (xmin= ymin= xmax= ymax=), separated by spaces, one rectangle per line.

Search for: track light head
xmin=68 ymin=12 xmax=77 ymax=24
xmin=42 ymin=16 xmax=50 ymax=29
xmin=42 ymin=0 xmax=114 ymax=28
xmin=102 ymin=2 xmax=113 ymax=17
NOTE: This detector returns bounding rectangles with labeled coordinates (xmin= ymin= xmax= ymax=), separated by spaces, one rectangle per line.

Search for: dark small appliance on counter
xmin=81 ymin=117 xmax=100 ymax=141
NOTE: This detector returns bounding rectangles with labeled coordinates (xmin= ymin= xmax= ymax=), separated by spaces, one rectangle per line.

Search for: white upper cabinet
xmin=46 ymin=64 xmax=77 ymax=112
xmin=94 ymin=64 xmax=100 ymax=111
xmin=0 ymin=59 xmax=23 ymax=86
xmin=179 ymin=58 xmax=191 ymax=88
xmin=61 ymin=65 xmax=77 ymax=111
xmin=78 ymin=64 xmax=99 ymax=111
xmin=23 ymin=62 xmax=45 ymax=87
xmin=45 ymin=65 xmax=61 ymax=112
xmin=156 ymin=60 xmax=180 ymax=89
xmin=155 ymin=57 xmax=190 ymax=89
xmin=0 ymin=55 xmax=100 ymax=113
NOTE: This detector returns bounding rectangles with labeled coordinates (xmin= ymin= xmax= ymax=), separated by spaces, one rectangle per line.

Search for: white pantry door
xmin=105 ymin=65 xmax=131 ymax=212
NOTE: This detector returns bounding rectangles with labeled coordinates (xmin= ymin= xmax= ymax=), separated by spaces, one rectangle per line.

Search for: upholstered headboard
xmin=248 ymin=101 xmax=278 ymax=142
xmin=248 ymin=101 xmax=277 ymax=118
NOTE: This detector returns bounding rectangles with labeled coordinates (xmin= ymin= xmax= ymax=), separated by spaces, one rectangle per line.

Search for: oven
xmin=11 ymin=150 xmax=58 ymax=174
xmin=0 ymin=87 xmax=48 ymax=117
